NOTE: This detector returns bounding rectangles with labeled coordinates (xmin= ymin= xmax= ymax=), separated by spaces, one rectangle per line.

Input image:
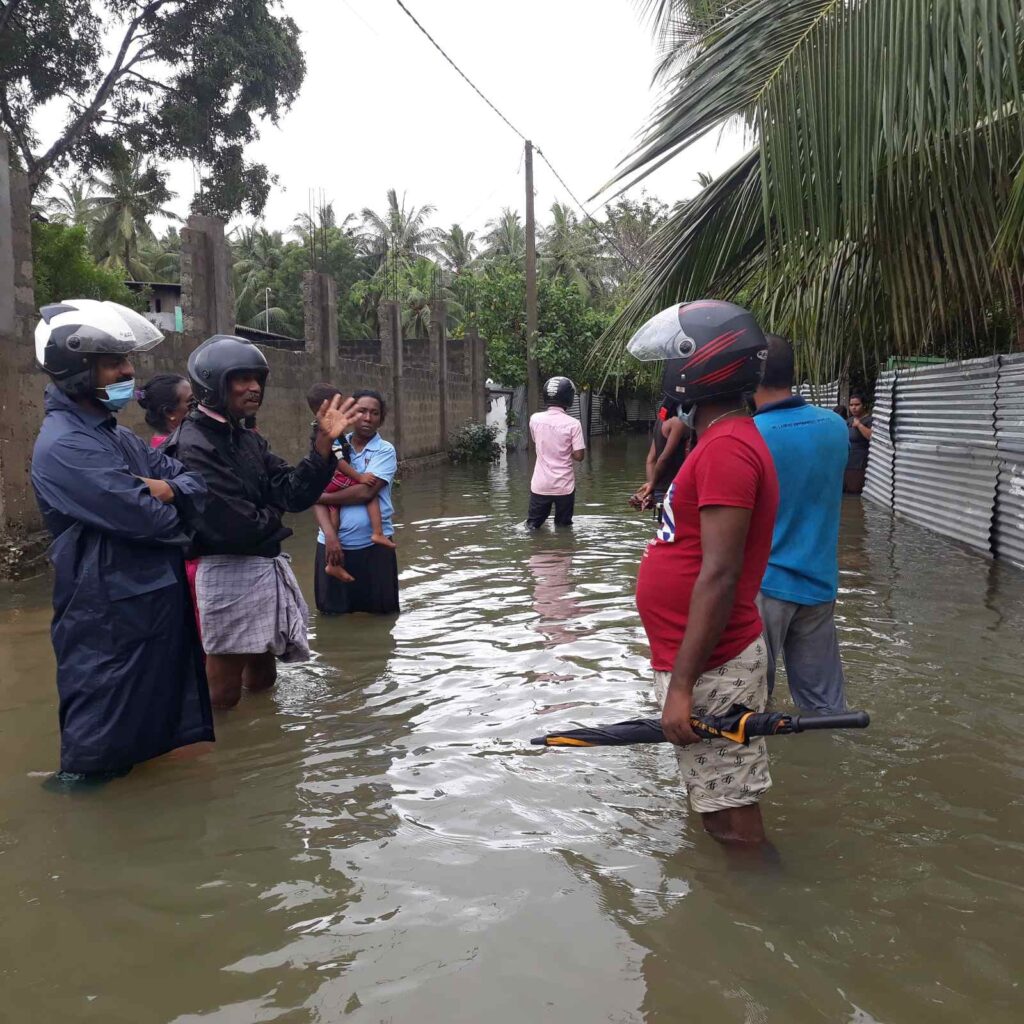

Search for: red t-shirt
xmin=635 ymin=417 xmax=779 ymax=672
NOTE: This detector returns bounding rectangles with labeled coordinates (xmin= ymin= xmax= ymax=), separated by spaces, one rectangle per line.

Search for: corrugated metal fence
xmin=864 ymin=355 xmax=1024 ymax=569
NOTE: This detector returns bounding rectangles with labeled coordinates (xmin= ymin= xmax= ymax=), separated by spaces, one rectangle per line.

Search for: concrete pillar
xmin=428 ymin=300 xmax=448 ymax=449
xmin=302 ymin=270 xmax=338 ymax=381
xmin=0 ymin=135 xmax=46 ymax=570
xmin=466 ymin=325 xmax=488 ymax=423
xmin=180 ymin=214 xmax=234 ymax=342
xmin=378 ymin=300 xmax=403 ymax=454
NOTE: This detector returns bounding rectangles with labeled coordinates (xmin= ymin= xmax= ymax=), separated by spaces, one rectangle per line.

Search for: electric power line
xmin=392 ymin=0 xmax=527 ymax=142
xmin=391 ymin=0 xmax=640 ymax=272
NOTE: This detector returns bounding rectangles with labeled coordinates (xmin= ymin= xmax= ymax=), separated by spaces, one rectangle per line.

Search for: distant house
xmin=124 ymin=281 xmax=182 ymax=332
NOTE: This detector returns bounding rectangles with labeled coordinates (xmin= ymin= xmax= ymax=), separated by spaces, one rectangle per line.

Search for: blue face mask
xmin=97 ymin=378 xmax=136 ymax=412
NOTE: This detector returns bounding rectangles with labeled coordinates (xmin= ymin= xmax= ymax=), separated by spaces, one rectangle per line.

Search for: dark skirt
xmin=314 ymin=543 xmax=400 ymax=615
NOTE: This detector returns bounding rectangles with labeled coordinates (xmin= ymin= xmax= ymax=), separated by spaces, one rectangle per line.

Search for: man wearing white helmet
xmin=31 ymin=300 xmax=213 ymax=785
xmin=526 ymin=376 xmax=586 ymax=529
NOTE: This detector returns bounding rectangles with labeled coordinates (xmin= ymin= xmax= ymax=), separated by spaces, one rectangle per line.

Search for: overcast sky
xmin=40 ymin=0 xmax=748 ymax=235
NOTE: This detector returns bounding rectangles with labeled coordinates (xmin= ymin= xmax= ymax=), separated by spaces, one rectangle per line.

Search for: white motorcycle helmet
xmin=35 ymin=299 xmax=164 ymax=397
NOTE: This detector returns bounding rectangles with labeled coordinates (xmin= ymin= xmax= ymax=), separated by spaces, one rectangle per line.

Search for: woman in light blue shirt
xmin=313 ymin=390 xmax=400 ymax=614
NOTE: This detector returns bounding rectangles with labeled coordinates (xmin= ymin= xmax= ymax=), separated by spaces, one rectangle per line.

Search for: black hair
xmin=351 ymin=388 xmax=386 ymax=424
xmin=849 ymin=391 xmax=867 ymax=402
xmin=833 ymin=404 xmax=848 ymax=419
xmin=307 ymin=381 xmax=343 ymax=413
xmin=136 ymin=373 xmax=189 ymax=432
xmin=761 ymin=334 xmax=795 ymax=390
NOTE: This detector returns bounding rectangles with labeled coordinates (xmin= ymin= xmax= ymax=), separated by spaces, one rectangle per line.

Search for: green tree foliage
xmin=1 ymin=0 xmax=305 ymax=217
xmin=359 ymin=189 xmax=439 ymax=268
xmin=475 ymin=260 xmax=614 ymax=388
xmin=598 ymin=0 xmax=1024 ymax=379
xmin=89 ymin=144 xmax=178 ymax=278
xmin=32 ymin=220 xmax=141 ymax=309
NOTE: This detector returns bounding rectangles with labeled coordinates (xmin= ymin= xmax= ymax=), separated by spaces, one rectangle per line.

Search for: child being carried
xmin=308 ymin=384 xmax=396 ymax=583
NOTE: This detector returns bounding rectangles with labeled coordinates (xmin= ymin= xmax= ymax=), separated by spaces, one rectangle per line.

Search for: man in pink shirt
xmin=527 ymin=376 xmax=586 ymax=528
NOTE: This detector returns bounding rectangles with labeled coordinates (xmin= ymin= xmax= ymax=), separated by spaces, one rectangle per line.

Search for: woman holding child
xmin=312 ymin=388 xmax=400 ymax=616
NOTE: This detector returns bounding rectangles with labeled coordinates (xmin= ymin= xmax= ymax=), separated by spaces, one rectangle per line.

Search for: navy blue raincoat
xmin=31 ymin=385 xmax=214 ymax=774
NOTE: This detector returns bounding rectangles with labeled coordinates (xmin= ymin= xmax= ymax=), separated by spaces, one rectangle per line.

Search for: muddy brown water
xmin=1 ymin=435 xmax=1022 ymax=1023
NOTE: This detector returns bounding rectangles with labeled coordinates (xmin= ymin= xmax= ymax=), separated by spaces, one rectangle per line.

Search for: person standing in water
xmin=527 ymin=376 xmax=586 ymax=529
xmin=631 ymin=399 xmax=690 ymax=512
xmin=167 ymin=335 xmax=357 ymax=708
xmin=629 ymin=300 xmax=779 ymax=847
xmin=31 ymin=300 xmax=212 ymax=784
xmin=843 ymin=393 xmax=874 ymax=494
xmin=753 ymin=335 xmax=849 ymax=714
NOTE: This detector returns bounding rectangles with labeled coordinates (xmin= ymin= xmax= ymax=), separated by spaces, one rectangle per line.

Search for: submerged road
xmin=0 ymin=434 xmax=1021 ymax=1023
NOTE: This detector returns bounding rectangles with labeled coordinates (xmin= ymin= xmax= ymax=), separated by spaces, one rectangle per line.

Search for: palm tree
xmin=438 ymin=224 xmax=478 ymax=274
xmin=360 ymin=189 xmax=439 ymax=267
xmin=482 ymin=208 xmax=526 ymax=262
xmin=90 ymin=146 xmax=178 ymax=280
xmin=230 ymin=225 xmax=290 ymax=329
xmin=598 ymin=0 xmax=1024 ymax=376
xmin=540 ymin=202 xmax=601 ymax=297
xmin=45 ymin=179 xmax=97 ymax=228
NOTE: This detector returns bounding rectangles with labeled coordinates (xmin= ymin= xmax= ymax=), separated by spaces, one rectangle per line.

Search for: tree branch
xmin=27 ymin=0 xmax=175 ymax=191
xmin=124 ymin=68 xmax=175 ymax=93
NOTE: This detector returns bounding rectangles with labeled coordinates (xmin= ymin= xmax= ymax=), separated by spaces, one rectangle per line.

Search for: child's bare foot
xmin=372 ymin=532 xmax=397 ymax=549
xmin=325 ymin=563 xmax=355 ymax=582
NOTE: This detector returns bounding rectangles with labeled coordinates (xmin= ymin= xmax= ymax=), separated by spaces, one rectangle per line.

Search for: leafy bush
xmin=448 ymin=422 xmax=501 ymax=463
xmin=32 ymin=221 xmax=141 ymax=309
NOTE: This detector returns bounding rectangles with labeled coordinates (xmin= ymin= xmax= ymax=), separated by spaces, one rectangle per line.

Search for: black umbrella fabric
xmin=531 ymin=704 xmax=869 ymax=747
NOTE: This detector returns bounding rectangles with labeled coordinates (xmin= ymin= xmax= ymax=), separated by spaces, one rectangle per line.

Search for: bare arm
xmin=661 ymin=505 xmax=752 ymax=745
xmin=652 ymin=420 xmax=687 ymax=484
xmin=572 ymin=448 xmax=585 ymax=463
xmin=317 ymin=480 xmax=385 ymax=507
xmin=852 ymin=418 xmax=873 ymax=439
xmin=643 ymin=439 xmax=658 ymax=486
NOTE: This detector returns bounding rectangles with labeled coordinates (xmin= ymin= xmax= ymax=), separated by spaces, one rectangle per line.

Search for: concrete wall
xmin=0 ymin=138 xmax=487 ymax=574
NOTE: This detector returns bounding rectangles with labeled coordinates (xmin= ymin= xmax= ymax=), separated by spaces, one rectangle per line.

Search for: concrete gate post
xmin=303 ymin=270 xmax=339 ymax=381
xmin=180 ymin=215 xmax=234 ymax=343
xmin=428 ymin=300 xmax=448 ymax=450
xmin=378 ymin=300 xmax=403 ymax=455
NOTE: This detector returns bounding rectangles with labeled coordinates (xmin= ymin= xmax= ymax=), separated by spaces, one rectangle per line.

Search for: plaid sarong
xmin=195 ymin=553 xmax=311 ymax=662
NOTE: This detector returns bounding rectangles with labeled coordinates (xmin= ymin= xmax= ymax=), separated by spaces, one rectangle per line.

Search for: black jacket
xmin=167 ymin=411 xmax=337 ymax=557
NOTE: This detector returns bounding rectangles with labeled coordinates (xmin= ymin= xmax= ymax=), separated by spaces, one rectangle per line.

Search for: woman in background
xmin=137 ymin=373 xmax=192 ymax=446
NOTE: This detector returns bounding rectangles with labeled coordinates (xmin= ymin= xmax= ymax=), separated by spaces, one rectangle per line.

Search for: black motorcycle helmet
xmin=35 ymin=299 xmax=164 ymax=397
xmin=627 ymin=300 xmax=768 ymax=408
xmin=543 ymin=376 xmax=576 ymax=409
xmin=187 ymin=335 xmax=269 ymax=414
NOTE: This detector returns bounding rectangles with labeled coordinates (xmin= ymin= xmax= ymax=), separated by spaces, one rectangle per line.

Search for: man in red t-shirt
xmin=629 ymin=300 xmax=779 ymax=845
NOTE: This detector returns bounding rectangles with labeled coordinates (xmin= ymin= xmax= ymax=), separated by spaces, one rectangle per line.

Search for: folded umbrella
xmin=531 ymin=704 xmax=869 ymax=747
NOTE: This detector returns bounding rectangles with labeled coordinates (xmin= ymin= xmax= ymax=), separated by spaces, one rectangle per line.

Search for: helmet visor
xmin=627 ymin=306 xmax=695 ymax=362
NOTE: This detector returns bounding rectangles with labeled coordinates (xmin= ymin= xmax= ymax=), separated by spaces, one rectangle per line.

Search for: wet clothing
xmin=652 ymin=636 xmax=771 ymax=813
xmin=197 ymin=554 xmax=311 ymax=661
xmin=846 ymin=414 xmax=873 ymax=471
xmin=31 ymin=385 xmax=213 ymax=774
xmin=529 ymin=406 xmax=585 ymax=495
xmin=636 ymin=417 xmax=779 ymax=673
xmin=167 ymin=409 xmax=337 ymax=557
xmin=754 ymin=396 xmax=847 ymax=605
xmin=527 ymin=490 xmax=576 ymax=528
xmin=756 ymin=594 xmax=846 ymax=714
xmin=314 ymin=543 xmax=400 ymax=614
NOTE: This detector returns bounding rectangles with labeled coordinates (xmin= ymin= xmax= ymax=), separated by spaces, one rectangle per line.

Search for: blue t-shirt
xmin=316 ymin=432 xmax=397 ymax=550
xmin=754 ymin=397 xmax=848 ymax=605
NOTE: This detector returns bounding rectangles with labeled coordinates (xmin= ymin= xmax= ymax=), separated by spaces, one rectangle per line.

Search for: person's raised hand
xmin=661 ymin=685 xmax=701 ymax=746
xmin=317 ymin=395 xmax=358 ymax=441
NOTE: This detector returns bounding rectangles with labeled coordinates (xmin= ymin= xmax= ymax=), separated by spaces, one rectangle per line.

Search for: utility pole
xmin=524 ymin=140 xmax=540 ymax=416
xmin=264 ymin=287 xmax=271 ymax=332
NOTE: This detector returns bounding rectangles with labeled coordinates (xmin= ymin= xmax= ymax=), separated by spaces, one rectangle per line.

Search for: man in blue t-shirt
xmin=753 ymin=335 xmax=849 ymax=713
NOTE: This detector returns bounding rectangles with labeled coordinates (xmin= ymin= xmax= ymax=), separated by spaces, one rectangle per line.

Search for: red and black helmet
xmin=627 ymin=300 xmax=768 ymax=408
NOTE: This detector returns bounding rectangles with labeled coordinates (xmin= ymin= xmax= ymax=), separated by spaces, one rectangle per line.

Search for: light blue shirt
xmin=754 ymin=397 xmax=848 ymax=605
xmin=316 ymin=432 xmax=397 ymax=550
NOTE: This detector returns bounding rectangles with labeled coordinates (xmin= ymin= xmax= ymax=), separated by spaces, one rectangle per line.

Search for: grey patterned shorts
xmin=652 ymin=636 xmax=772 ymax=813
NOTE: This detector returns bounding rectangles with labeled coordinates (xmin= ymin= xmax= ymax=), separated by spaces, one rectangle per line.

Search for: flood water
xmin=1 ymin=434 xmax=1022 ymax=1023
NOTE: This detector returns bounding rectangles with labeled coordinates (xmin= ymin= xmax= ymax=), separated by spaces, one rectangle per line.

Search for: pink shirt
xmin=529 ymin=407 xmax=585 ymax=495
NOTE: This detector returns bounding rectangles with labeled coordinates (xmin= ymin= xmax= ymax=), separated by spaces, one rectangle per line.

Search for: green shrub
xmin=448 ymin=422 xmax=501 ymax=463
xmin=32 ymin=221 xmax=141 ymax=309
